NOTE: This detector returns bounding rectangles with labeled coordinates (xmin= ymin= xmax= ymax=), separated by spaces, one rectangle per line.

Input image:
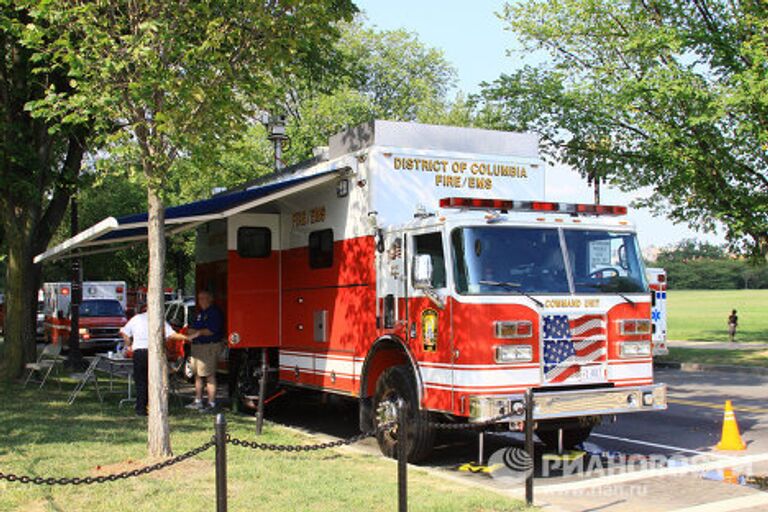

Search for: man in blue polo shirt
xmin=186 ymin=290 xmax=224 ymax=412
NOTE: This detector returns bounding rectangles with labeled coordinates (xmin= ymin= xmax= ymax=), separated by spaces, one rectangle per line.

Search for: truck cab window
xmin=309 ymin=229 xmax=334 ymax=269
xmin=452 ymin=227 xmax=569 ymax=294
xmin=237 ymin=227 xmax=271 ymax=258
xmin=414 ymin=232 xmax=446 ymax=288
xmin=564 ymin=230 xmax=647 ymax=293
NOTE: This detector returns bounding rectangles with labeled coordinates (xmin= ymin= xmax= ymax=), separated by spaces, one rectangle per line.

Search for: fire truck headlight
xmin=229 ymin=332 xmax=241 ymax=345
xmin=78 ymin=327 xmax=88 ymax=335
xmin=619 ymin=341 xmax=651 ymax=358
xmin=642 ymin=392 xmax=654 ymax=406
xmin=620 ymin=319 xmax=652 ymax=335
xmin=495 ymin=344 xmax=533 ymax=363
xmin=494 ymin=321 xmax=533 ymax=339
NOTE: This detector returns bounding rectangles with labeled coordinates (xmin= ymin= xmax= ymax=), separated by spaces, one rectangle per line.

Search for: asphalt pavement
xmin=261 ymin=367 xmax=768 ymax=512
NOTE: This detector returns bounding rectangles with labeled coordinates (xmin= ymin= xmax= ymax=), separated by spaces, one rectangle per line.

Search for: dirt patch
xmin=92 ymin=457 xmax=212 ymax=480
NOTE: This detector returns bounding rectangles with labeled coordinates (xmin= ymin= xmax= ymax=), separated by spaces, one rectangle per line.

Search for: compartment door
xmin=227 ymin=214 xmax=281 ymax=348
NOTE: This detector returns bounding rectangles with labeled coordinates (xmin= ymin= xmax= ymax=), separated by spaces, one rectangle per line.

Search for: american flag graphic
xmin=543 ymin=314 xmax=607 ymax=383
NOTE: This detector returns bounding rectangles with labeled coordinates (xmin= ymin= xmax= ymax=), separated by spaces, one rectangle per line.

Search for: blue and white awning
xmin=35 ymin=170 xmax=340 ymax=263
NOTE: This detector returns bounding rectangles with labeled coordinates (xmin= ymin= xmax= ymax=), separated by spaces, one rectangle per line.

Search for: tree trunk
xmin=146 ymin=184 xmax=172 ymax=457
xmin=0 ymin=232 xmax=39 ymax=380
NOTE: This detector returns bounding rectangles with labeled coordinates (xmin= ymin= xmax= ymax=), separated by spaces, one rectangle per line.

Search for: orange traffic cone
xmin=715 ymin=400 xmax=746 ymax=451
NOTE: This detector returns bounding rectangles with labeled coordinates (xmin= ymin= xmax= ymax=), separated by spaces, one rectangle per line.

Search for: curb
xmin=654 ymin=361 xmax=768 ymax=376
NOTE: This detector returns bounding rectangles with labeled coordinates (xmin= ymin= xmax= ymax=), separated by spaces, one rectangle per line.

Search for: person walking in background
xmin=728 ymin=309 xmax=739 ymax=343
xmin=186 ymin=290 xmax=224 ymax=413
xmin=120 ymin=306 xmax=189 ymax=416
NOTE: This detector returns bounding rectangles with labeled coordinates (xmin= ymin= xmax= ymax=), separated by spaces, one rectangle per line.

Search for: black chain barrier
xmin=0 ymin=439 xmax=214 ymax=486
xmin=428 ymin=411 xmax=518 ymax=430
xmin=227 ymin=421 xmax=396 ymax=452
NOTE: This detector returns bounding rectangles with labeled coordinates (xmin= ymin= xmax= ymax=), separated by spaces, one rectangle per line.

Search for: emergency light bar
xmin=439 ymin=197 xmax=627 ymax=216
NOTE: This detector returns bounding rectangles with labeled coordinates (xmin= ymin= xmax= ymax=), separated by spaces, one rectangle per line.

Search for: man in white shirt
xmin=121 ymin=308 xmax=188 ymax=416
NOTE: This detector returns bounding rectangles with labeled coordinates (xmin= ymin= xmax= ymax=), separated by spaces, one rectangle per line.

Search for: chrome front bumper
xmin=468 ymin=384 xmax=667 ymax=422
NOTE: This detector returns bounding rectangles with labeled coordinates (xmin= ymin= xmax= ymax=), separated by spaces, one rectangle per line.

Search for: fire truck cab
xmin=36 ymin=121 xmax=667 ymax=461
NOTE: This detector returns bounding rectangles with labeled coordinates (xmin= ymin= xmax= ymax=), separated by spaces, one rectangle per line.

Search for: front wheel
xmin=373 ymin=365 xmax=434 ymax=463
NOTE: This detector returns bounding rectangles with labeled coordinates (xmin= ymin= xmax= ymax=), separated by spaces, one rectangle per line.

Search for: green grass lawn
xmin=0 ymin=380 xmax=526 ymax=512
xmin=667 ymin=289 xmax=768 ymax=342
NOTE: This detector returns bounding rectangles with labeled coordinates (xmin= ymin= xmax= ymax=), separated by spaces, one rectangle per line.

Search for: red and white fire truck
xmin=36 ymin=121 xmax=667 ymax=461
xmin=646 ymin=268 xmax=669 ymax=355
xmin=42 ymin=281 xmax=128 ymax=350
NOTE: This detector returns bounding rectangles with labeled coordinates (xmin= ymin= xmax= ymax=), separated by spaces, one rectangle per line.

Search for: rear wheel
xmin=537 ymin=426 xmax=593 ymax=451
xmin=231 ymin=349 xmax=277 ymax=413
xmin=373 ymin=365 xmax=434 ymax=463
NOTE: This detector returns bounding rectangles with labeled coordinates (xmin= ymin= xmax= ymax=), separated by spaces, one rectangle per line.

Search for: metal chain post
xmin=397 ymin=399 xmax=408 ymax=512
xmin=215 ymin=413 xmax=228 ymax=512
xmin=256 ymin=348 xmax=268 ymax=435
xmin=524 ymin=389 xmax=534 ymax=506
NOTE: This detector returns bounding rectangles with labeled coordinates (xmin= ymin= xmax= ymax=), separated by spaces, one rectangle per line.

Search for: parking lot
xmin=265 ymin=367 xmax=768 ymax=511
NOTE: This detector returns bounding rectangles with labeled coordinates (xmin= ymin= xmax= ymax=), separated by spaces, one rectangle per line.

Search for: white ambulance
xmin=645 ymin=268 xmax=669 ymax=355
xmin=42 ymin=281 xmax=128 ymax=350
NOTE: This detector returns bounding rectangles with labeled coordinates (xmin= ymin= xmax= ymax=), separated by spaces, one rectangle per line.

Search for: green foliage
xmin=654 ymin=239 xmax=768 ymax=289
xmin=656 ymin=239 xmax=728 ymax=262
xmin=34 ymin=1 xmax=355 ymax=184
xmin=282 ymin=19 xmax=460 ymax=163
xmin=1 ymin=1 xmax=95 ymax=378
xmin=479 ymin=0 xmax=768 ymax=259
xmin=44 ymin=169 xmax=150 ymax=286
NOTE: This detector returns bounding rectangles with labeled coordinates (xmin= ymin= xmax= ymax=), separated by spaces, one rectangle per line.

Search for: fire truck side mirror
xmin=413 ymin=254 xmax=434 ymax=290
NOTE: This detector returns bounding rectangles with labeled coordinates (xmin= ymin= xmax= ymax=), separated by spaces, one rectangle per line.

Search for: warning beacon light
xmin=439 ymin=197 xmax=627 ymax=216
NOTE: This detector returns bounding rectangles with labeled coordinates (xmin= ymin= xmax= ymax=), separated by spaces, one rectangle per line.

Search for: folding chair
xmin=67 ymin=356 xmax=103 ymax=405
xmin=23 ymin=343 xmax=63 ymax=389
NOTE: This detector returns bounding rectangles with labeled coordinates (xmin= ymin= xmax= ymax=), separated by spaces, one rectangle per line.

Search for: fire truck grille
xmin=535 ymin=388 xmax=645 ymax=417
xmin=88 ymin=328 xmax=120 ymax=339
xmin=542 ymin=313 xmax=607 ymax=384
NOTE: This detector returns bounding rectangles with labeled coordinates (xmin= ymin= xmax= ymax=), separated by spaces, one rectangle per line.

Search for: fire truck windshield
xmin=78 ymin=299 xmax=125 ymax=317
xmin=564 ymin=229 xmax=647 ymax=293
xmin=451 ymin=227 xmax=647 ymax=295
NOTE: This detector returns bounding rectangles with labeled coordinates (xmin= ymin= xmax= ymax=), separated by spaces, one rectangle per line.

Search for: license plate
xmin=579 ymin=365 xmax=604 ymax=382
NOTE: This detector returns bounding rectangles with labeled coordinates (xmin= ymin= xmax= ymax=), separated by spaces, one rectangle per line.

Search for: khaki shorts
xmin=190 ymin=342 xmax=222 ymax=378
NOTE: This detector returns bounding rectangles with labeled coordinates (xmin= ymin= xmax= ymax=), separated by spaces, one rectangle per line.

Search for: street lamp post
xmin=67 ymin=196 xmax=83 ymax=368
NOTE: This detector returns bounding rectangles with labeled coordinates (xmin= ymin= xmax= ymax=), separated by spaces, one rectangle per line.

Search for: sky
xmin=354 ymin=0 xmax=725 ymax=251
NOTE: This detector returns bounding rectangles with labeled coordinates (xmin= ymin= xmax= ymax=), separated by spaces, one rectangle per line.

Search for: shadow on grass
xmin=0 ymin=377 xmax=215 ymax=457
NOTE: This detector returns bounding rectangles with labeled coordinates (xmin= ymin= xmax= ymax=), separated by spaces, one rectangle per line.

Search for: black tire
xmin=537 ymin=426 xmax=593 ymax=450
xmin=373 ymin=365 xmax=435 ymax=463
xmin=232 ymin=349 xmax=276 ymax=413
